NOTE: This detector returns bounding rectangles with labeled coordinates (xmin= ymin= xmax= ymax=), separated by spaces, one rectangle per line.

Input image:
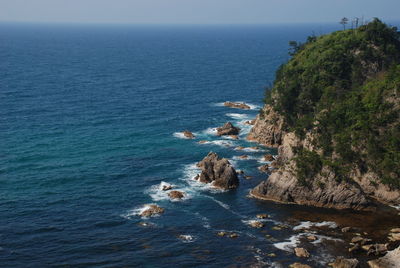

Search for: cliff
xmin=249 ymin=19 xmax=400 ymax=210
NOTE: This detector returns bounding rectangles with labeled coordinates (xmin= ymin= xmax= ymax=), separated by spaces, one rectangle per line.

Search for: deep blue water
xmin=1 ymin=23 xmax=387 ymax=267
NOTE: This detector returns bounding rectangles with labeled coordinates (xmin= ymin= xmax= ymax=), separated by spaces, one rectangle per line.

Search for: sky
xmin=0 ymin=0 xmax=399 ymax=25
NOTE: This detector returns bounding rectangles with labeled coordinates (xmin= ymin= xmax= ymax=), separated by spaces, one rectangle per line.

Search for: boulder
xmin=366 ymin=244 xmax=388 ymax=256
xmin=264 ymin=154 xmax=275 ymax=161
xmin=195 ymin=152 xmax=239 ymax=189
xmin=217 ymin=122 xmax=241 ymax=136
xmin=183 ymin=130 xmax=195 ymax=139
xmin=140 ymin=204 xmax=165 ymax=217
xmin=162 ymin=184 xmax=173 ymax=191
xmin=329 ymin=257 xmax=359 ymax=268
xmin=168 ymin=190 xmax=185 ymax=200
xmin=256 ymin=214 xmax=269 ymax=219
xmin=368 ymin=246 xmax=400 ymax=268
xmin=224 ymin=101 xmax=251 ymax=110
xmin=294 ymin=248 xmax=310 ymax=258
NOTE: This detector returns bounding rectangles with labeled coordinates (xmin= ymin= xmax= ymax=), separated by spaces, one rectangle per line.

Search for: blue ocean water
xmin=2 ymin=23 xmax=396 ymax=267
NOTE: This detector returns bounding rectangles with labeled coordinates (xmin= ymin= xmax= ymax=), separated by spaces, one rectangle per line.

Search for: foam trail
xmin=293 ymin=221 xmax=337 ymax=231
xmin=226 ymin=113 xmax=251 ymax=120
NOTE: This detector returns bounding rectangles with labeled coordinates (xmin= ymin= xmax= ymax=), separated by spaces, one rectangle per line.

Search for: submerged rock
xmin=239 ymin=155 xmax=248 ymax=159
xmin=162 ymin=184 xmax=173 ymax=191
xmin=183 ymin=130 xmax=195 ymax=139
xmin=329 ymin=257 xmax=359 ymax=268
xmin=168 ymin=190 xmax=185 ymax=200
xmin=217 ymin=122 xmax=241 ymax=136
xmin=195 ymin=152 xmax=239 ymax=190
xmin=224 ymin=101 xmax=251 ymax=110
xmin=290 ymin=263 xmax=312 ymax=268
xmin=140 ymin=204 xmax=165 ymax=217
xmin=294 ymin=247 xmax=310 ymax=258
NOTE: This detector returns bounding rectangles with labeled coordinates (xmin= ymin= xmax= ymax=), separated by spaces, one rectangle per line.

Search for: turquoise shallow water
xmin=2 ymin=23 xmax=392 ymax=267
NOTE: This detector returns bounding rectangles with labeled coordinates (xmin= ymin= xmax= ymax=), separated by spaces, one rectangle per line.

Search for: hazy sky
xmin=0 ymin=0 xmax=399 ymax=25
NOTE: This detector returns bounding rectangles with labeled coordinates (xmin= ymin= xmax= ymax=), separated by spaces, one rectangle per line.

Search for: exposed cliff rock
xmin=247 ymin=105 xmax=285 ymax=147
xmin=368 ymin=246 xmax=400 ymax=268
xmin=248 ymin=19 xmax=400 ymax=211
xmin=195 ymin=152 xmax=239 ymax=190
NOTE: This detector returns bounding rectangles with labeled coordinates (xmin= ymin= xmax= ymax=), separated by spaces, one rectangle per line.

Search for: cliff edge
xmin=249 ymin=19 xmax=400 ymax=210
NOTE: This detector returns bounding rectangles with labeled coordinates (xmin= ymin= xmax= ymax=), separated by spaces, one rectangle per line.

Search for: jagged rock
xmin=256 ymin=214 xmax=269 ymax=219
xmin=290 ymin=263 xmax=312 ymax=268
xmin=183 ymin=130 xmax=195 ymax=139
xmin=329 ymin=257 xmax=359 ymax=268
xmin=224 ymin=101 xmax=251 ymax=110
xmin=140 ymin=205 xmax=165 ymax=217
xmin=264 ymin=154 xmax=275 ymax=161
xmin=294 ymin=248 xmax=310 ymax=258
xmin=168 ymin=190 xmax=185 ymax=200
xmin=258 ymin=164 xmax=270 ymax=173
xmin=342 ymin=227 xmax=352 ymax=233
xmin=217 ymin=122 xmax=241 ymax=136
xmin=195 ymin=152 xmax=239 ymax=190
xmin=368 ymin=246 xmax=400 ymax=268
xmin=249 ymin=221 xmax=264 ymax=228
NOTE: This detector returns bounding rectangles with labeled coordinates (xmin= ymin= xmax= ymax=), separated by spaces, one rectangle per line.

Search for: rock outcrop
xmin=224 ymin=101 xmax=251 ymax=110
xmin=247 ymin=104 xmax=400 ymax=210
xmin=168 ymin=190 xmax=185 ymax=200
xmin=217 ymin=122 xmax=240 ymax=136
xmin=368 ymin=246 xmax=400 ymax=268
xmin=329 ymin=257 xmax=359 ymax=268
xmin=195 ymin=152 xmax=239 ymax=190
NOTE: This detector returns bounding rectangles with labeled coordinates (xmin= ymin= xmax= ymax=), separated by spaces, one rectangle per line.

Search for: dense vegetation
xmin=265 ymin=19 xmax=400 ymax=187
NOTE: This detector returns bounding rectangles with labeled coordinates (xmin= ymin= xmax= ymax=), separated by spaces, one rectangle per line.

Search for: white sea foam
xmin=181 ymin=163 xmax=225 ymax=193
xmin=235 ymin=146 xmax=265 ymax=153
xmin=146 ymin=181 xmax=191 ymax=202
xmin=226 ymin=113 xmax=251 ymax=120
xmin=178 ymin=234 xmax=196 ymax=243
xmin=194 ymin=212 xmax=211 ymax=229
xmin=121 ymin=204 xmax=160 ymax=219
xmin=273 ymin=234 xmax=302 ymax=251
xmin=173 ymin=132 xmax=190 ymax=139
xmin=293 ymin=221 xmax=338 ymax=231
xmin=202 ymin=127 xmax=218 ymax=136
xmin=391 ymin=204 xmax=400 ymax=210
xmin=198 ymin=140 xmax=235 ymax=148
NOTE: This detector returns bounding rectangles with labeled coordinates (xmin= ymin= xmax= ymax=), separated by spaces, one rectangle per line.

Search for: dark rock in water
xmin=224 ymin=101 xmax=251 ymax=110
xmin=329 ymin=257 xmax=359 ymax=268
xmin=249 ymin=221 xmax=264 ymax=228
xmin=183 ymin=130 xmax=195 ymax=139
xmin=264 ymin=154 xmax=274 ymax=161
xmin=256 ymin=214 xmax=268 ymax=219
xmin=294 ymin=247 xmax=310 ymax=258
xmin=368 ymin=246 xmax=400 ymax=268
xmin=140 ymin=204 xmax=165 ymax=217
xmin=162 ymin=184 xmax=173 ymax=191
xmin=217 ymin=122 xmax=240 ymax=136
xmin=168 ymin=190 xmax=185 ymax=200
xmin=195 ymin=152 xmax=239 ymax=190
xmin=348 ymin=244 xmax=361 ymax=253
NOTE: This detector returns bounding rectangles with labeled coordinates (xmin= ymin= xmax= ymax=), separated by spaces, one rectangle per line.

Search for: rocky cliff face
xmin=248 ymin=105 xmax=400 ymax=210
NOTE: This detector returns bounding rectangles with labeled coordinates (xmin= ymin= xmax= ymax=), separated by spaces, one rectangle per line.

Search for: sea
xmin=1 ymin=22 xmax=400 ymax=267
